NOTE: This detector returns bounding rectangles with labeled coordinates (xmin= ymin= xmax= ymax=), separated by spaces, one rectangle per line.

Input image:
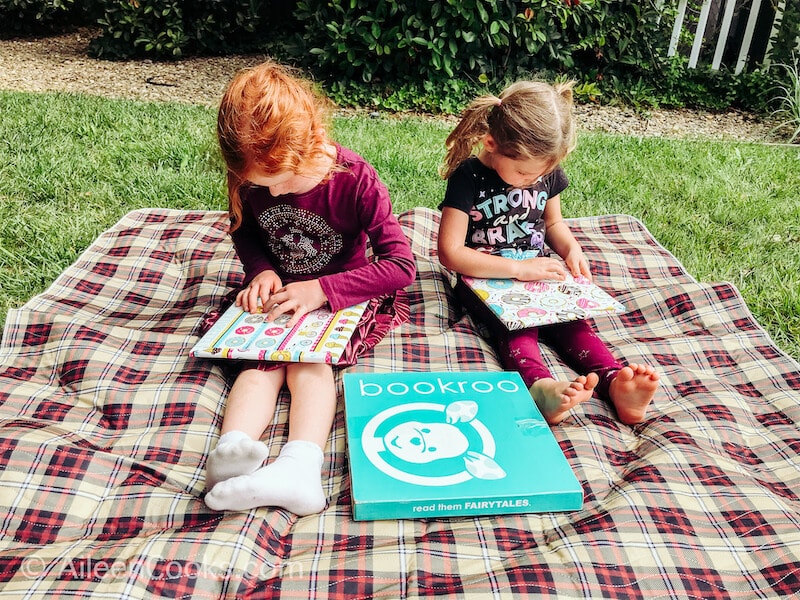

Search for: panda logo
xmin=360 ymin=400 xmax=506 ymax=486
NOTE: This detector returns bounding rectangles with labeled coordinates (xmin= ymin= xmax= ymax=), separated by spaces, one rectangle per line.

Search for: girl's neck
xmin=477 ymin=148 xmax=494 ymax=169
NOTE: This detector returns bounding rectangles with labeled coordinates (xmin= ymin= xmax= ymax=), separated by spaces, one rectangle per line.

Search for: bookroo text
xmin=356 ymin=376 xmax=520 ymax=398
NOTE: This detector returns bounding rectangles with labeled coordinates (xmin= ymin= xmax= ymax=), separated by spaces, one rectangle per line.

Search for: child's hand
xmin=237 ymin=270 xmax=283 ymax=313
xmin=262 ymin=279 xmax=328 ymax=328
xmin=563 ymin=248 xmax=592 ymax=281
xmin=515 ymin=257 xmax=567 ymax=281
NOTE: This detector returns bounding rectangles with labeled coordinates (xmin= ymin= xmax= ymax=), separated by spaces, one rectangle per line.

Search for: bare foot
xmin=529 ymin=373 xmax=600 ymax=425
xmin=608 ymin=363 xmax=659 ymax=425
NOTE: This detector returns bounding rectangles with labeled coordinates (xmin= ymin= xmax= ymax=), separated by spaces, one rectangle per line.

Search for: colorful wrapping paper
xmin=461 ymin=271 xmax=625 ymax=330
xmin=191 ymin=301 xmax=367 ymax=364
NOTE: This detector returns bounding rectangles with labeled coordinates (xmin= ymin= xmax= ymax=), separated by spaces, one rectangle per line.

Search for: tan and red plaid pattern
xmin=0 ymin=207 xmax=798 ymax=599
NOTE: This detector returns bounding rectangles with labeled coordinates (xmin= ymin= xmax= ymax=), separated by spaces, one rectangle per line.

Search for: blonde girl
xmin=438 ymin=80 xmax=658 ymax=426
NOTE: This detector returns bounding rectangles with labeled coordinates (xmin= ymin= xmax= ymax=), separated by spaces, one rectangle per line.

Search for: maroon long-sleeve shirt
xmin=230 ymin=145 xmax=416 ymax=311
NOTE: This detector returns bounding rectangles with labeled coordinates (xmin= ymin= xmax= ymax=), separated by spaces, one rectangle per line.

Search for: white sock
xmin=204 ymin=440 xmax=326 ymax=516
xmin=205 ymin=430 xmax=271 ymax=491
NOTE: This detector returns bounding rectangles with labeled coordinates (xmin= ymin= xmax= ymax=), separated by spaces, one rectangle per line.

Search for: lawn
xmin=1 ymin=90 xmax=799 ymax=360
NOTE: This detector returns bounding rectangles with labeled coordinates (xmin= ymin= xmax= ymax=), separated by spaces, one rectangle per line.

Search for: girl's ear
xmin=482 ymin=134 xmax=498 ymax=153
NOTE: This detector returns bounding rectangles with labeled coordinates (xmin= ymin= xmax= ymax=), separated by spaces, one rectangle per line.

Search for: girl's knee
xmin=238 ymin=365 xmax=286 ymax=384
xmin=285 ymin=363 xmax=334 ymax=386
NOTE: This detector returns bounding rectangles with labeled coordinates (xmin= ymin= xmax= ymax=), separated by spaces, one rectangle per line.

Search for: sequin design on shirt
xmin=258 ymin=205 xmax=343 ymax=275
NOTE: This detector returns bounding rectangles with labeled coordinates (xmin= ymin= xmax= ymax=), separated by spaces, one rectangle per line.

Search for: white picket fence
xmin=662 ymin=0 xmax=800 ymax=73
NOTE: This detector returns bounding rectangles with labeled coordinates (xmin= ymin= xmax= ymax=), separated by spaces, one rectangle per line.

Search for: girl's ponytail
xmin=440 ymin=95 xmax=501 ymax=180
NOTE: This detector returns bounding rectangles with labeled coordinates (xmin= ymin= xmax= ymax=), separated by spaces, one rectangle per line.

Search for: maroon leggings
xmin=497 ymin=320 xmax=622 ymax=400
xmin=456 ymin=279 xmax=622 ymax=400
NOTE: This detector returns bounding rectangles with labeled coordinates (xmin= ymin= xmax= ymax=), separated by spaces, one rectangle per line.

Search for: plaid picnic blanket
xmin=1 ymin=207 xmax=798 ymax=599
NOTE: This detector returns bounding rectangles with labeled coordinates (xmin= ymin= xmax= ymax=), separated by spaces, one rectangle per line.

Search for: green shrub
xmin=91 ymin=0 xmax=187 ymax=58
xmin=287 ymin=0 xmax=510 ymax=83
xmin=0 ymin=0 xmax=96 ymax=33
xmin=607 ymin=54 xmax=775 ymax=112
xmin=89 ymin=0 xmax=296 ymax=58
xmin=287 ymin=0 xmax=670 ymax=88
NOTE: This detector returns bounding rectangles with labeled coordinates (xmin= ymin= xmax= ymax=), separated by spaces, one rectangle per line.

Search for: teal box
xmin=342 ymin=371 xmax=583 ymax=521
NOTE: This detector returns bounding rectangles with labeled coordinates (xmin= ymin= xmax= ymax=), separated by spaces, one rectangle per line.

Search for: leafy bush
xmin=91 ymin=0 xmax=187 ymax=58
xmin=286 ymin=0 xmax=508 ymax=83
xmin=0 ymin=0 xmax=97 ymax=33
xmin=89 ymin=0 xmax=297 ymax=58
xmin=287 ymin=0 xmax=670 ymax=87
xmin=272 ymin=0 xmax=683 ymax=113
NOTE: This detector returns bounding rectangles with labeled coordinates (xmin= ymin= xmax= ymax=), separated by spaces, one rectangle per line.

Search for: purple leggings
xmin=497 ymin=320 xmax=622 ymax=400
xmin=456 ymin=279 xmax=622 ymax=400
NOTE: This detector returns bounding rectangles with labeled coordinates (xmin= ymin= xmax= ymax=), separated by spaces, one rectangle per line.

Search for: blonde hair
xmin=440 ymin=80 xmax=577 ymax=180
xmin=217 ymin=61 xmax=334 ymax=231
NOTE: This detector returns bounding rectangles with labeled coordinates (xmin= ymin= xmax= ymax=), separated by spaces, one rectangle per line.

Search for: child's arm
xmin=318 ymin=172 xmax=416 ymax=311
xmin=542 ymin=195 xmax=592 ymax=280
xmin=320 ymin=213 xmax=415 ymax=311
xmin=438 ymin=207 xmax=568 ymax=281
xmin=269 ymin=209 xmax=415 ymax=323
xmin=230 ymin=212 xmax=279 ymax=285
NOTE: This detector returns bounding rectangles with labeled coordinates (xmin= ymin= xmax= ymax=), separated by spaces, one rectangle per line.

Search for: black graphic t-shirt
xmin=440 ymin=157 xmax=569 ymax=257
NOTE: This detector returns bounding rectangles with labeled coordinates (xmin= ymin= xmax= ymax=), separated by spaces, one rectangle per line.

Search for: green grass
xmin=2 ymin=90 xmax=799 ymax=360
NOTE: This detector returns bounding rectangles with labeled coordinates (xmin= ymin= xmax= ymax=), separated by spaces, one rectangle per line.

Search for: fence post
xmin=711 ymin=0 xmax=737 ymax=69
xmin=669 ymin=0 xmax=689 ymax=57
xmin=762 ymin=0 xmax=797 ymax=69
xmin=689 ymin=0 xmax=714 ymax=68
xmin=735 ymin=0 xmax=764 ymax=74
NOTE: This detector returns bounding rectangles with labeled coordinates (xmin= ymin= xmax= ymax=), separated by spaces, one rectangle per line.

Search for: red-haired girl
xmin=204 ymin=62 xmax=415 ymax=515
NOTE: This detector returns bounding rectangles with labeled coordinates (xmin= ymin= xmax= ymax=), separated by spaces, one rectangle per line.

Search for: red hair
xmin=217 ymin=61 xmax=333 ymax=230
